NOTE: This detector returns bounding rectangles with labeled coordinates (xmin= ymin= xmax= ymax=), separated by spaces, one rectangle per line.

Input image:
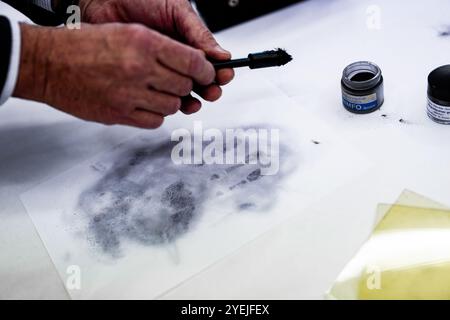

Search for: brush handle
xmin=213 ymin=58 xmax=250 ymax=69
xmin=212 ymin=50 xmax=292 ymax=70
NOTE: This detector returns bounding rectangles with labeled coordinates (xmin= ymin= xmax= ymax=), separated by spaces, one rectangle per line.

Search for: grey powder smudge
xmin=438 ymin=26 xmax=450 ymax=37
xmin=77 ymin=128 xmax=294 ymax=258
xmin=239 ymin=203 xmax=256 ymax=210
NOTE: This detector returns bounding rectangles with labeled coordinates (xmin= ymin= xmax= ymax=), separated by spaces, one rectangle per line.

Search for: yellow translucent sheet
xmin=373 ymin=190 xmax=448 ymax=226
xmin=359 ymin=204 xmax=450 ymax=299
xmin=328 ymin=190 xmax=450 ymax=300
xmin=358 ymin=261 xmax=450 ymax=299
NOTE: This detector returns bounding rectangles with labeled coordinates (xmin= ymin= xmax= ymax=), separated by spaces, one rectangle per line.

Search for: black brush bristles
xmin=274 ymin=48 xmax=293 ymax=66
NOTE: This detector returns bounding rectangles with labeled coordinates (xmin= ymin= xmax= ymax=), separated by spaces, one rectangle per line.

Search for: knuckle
xmin=110 ymin=100 xmax=132 ymax=118
xmin=199 ymin=28 xmax=216 ymax=43
xmin=187 ymin=49 xmax=205 ymax=75
xmin=165 ymin=97 xmax=181 ymax=115
xmin=204 ymin=63 xmax=215 ymax=83
xmin=125 ymin=24 xmax=151 ymax=41
xmin=118 ymin=53 xmax=146 ymax=77
xmin=121 ymin=106 xmax=134 ymax=118
xmin=122 ymin=58 xmax=143 ymax=75
xmin=110 ymin=92 xmax=133 ymax=116
xmin=147 ymin=116 xmax=164 ymax=129
xmin=113 ymin=109 xmax=127 ymax=120
xmin=179 ymin=78 xmax=193 ymax=96
xmin=101 ymin=108 xmax=122 ymax=125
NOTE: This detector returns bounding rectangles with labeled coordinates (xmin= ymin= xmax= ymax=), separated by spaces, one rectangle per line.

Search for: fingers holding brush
xmin=191 ymin=63 xmax=233 ymax=104
xmin=180 ymin=81 xmax=225 ymax=112
xmin=180 ymin=95 xmax=202 ymax=114
xmin=179 ymin=85 xmax=222 ymax=115
xmin=194 ymin=84 xmax=223 ymax=102
xmin=188 ymin=61 xmax=234 ymax=105
xmin=166 ymin=48 xmax=294 ymax=117
xmin=178 ymin=69 xmax=231 ymax=115
xmin=216 ymin=68 xmax=235 ymax=86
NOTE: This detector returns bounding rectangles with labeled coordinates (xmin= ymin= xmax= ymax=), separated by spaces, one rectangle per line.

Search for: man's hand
xmin=13 ymin=23 xmax=216 ymax=128
xmin=78 ymin=0 xmax=235 ymax=114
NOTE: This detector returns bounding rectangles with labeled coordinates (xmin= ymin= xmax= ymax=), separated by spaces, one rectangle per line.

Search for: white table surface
xmin=1 ymin=0 xmax=450 ymax=299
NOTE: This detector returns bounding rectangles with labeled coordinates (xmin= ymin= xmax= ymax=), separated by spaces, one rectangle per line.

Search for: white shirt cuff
xmin=0 ymin=17 xmax=21 ymax=105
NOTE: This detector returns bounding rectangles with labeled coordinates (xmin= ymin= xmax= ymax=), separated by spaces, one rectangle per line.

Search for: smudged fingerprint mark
xmin=77 ymin=126 xmax=295 ymax=258
xmin=210 ymin=174 xmax=220 ymax=181
xmin=225 ymin=164 xmax=245 ymax=173
xmin=247 ymin=169 xmax=262 ymax=182
xmin=229 ymin=180 xmax=248 ymax=190
xmin=91 ymin=162 xmax=107 ymax=173
xmin=239 ymin=203 xmax=256 ymax=210
xmin=161 ymin=181 xmax=196 ymax=230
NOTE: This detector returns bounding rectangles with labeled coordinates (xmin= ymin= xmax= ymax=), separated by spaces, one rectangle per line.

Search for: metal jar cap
xmin=342 ymin=61 xmax=382 ymax=91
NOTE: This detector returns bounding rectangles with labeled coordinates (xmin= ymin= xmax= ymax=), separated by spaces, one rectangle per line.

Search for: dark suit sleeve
xmin=0 ymin=15 xmax=13 ymax=101
xmin=2 ymin=0 xmax=66 ymax=26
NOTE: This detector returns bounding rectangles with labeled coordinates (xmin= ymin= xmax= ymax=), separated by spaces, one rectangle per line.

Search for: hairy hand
xmin=79 ymin=0 xmax=235 ymax=113
xmin=14 ymin=23 xmax=217 ymax=128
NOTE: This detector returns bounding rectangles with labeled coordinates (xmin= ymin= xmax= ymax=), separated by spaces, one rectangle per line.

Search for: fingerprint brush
xmin=213 ymin=48 xmax=293 ymax=70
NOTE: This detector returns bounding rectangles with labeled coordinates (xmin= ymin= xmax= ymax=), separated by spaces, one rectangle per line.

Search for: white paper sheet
xmin=21 ymin=76 xmax=370 ymax=299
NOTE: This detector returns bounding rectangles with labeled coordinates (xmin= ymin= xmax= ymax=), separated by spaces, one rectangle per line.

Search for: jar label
xmin=427 ymin=98 xmax=450 ymax=125
xmin=342 ymin=92 xmax=378 ymax=112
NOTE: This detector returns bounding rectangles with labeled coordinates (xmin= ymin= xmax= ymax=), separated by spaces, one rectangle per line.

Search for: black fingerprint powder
xmin=77 ymin=128 xmax=294 ymax=258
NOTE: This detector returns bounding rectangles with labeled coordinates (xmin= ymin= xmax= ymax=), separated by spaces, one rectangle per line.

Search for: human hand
xmin=13 ymin=23 xmax=216 ymax=128
xmin=79 ymin=0 xmax=235 ymax=113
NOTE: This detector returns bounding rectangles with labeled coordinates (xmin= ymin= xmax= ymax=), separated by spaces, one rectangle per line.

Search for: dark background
xmin=194 ymin=0 xmax=303 ymax=32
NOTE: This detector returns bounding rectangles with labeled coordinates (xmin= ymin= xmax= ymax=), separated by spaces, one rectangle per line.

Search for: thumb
xmin=176 ymin=2 xmax=231 ymax=61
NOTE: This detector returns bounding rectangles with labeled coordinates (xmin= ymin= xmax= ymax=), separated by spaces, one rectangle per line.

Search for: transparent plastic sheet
xmin=327 ymin=190 xmax=450 ymax=300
